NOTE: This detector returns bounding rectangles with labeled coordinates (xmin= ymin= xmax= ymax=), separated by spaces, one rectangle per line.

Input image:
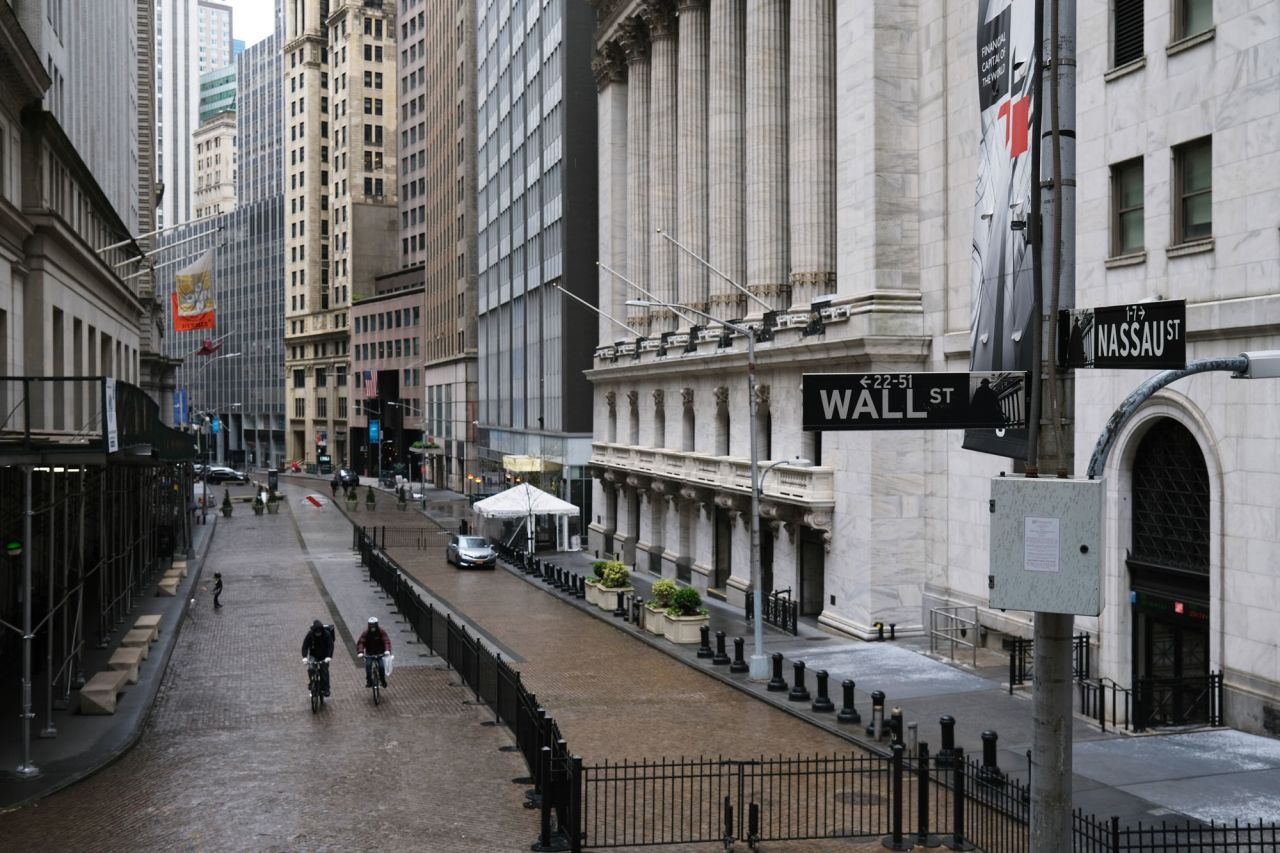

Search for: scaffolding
xmin=0 ymin=376 xmax=195 ymax=776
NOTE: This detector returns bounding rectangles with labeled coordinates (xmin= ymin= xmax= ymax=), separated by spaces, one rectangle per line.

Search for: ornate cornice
xmin=626 ymin=389 xmax=639 ymax=408
xmin=754 ymin=384 xmax=770 ymax=409
xmin=605 ymin=390 xmax=617 ymax=410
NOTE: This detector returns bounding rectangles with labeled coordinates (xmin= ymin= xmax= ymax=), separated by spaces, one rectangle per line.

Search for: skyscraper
xmin=197 ymin=0 xmax=235 ymax=71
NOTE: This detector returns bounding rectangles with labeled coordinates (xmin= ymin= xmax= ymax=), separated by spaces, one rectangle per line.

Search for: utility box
xmin=989 ymin=476 xmax=1104 ymax=616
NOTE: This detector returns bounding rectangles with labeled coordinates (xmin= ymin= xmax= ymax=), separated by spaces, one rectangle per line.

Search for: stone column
xmin=788 ymin=0 xmax=836 ymax=309
xmin=676 ymin=0 xmax=709 ymax=312
xmin=620 ymin=19 xmax=652 ymax=332
xmin=594 ymin=42 xmax=630 ymax=344
xmin=645 ymin=1 xmax=679 ymax=331
xmin=708 ymin=0 xmax=745 ymax=314
xmin=745 ymin=0 xmax=789 ymax=312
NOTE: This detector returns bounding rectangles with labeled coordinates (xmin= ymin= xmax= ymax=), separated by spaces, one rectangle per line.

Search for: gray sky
xmin=229 ymin=0 xmax=275 ymax=48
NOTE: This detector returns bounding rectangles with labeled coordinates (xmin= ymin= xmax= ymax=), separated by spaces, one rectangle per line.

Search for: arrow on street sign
xmin=802 ymin=372 xmax=1029 ymax=432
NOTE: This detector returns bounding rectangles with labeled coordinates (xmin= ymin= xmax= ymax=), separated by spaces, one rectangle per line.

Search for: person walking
xmin=212 ymin=572 xmax=224 ymax=609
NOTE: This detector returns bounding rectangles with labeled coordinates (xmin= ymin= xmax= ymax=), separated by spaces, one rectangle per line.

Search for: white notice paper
xmin=1024 ymin=516 xmax=1060 ymax=572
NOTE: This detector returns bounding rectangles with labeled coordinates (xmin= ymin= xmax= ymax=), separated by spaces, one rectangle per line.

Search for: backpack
xmin=324 ymin=624 xmax=336 ymax=651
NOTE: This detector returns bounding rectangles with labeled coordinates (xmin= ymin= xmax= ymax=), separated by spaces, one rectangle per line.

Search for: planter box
xmin=252 ymin=505 xmax=264 ymax=516
xmin=644 ymin=606 xmax=666 ymax=635
xmin=584 ymin=580 xmax=601 ymax=607
xmin=597 ymin=586 xmax=633 ymax=612
xmin=664 ymin=613 xmax=710 ymax=644
xmin=266 ymin=501 xmax=280 ymax=515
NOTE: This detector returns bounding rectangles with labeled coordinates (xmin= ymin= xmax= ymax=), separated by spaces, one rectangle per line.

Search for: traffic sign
xmin=802 ymin=372 xmax=1029 ymax=431
xmin=1060 ymin=300 xmax=1186 ymax=369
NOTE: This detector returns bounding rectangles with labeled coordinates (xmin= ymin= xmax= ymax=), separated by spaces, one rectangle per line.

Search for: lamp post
xmin=627 ymin=298 xmax=804 ymax=679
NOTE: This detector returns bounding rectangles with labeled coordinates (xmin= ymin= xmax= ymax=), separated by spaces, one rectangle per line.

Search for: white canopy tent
xmin=472 ymin=482 xmax=580 ymax=553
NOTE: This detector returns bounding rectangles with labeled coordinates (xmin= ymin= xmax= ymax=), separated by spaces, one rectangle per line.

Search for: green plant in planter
xmin=591 ymin=560 xmax=608 ymax=581
xmin=252 ymin=492 xmax=265 ymax=515
xmin=667 ymin=585 xmax=707 ymax=617
xmin=600 ymin=560 xmax=630 ymax=589
xmin=649 ymin=578 xmax=678 ymax=610
xmin=221 ymin=489 xmax=233 ymax=517
xmin=365 ymin=485 xmax=376 ymax=508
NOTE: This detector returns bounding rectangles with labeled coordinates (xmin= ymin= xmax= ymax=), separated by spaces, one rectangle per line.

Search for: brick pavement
xmin=0 ymin=481 xmax=533 ymax=852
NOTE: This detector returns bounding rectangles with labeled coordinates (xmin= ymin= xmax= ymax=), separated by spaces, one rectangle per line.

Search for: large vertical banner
xmin=965 ymin=0 xmax=1038 ymax=459
xmin=172 ymin=249 xmax=217 ymax=331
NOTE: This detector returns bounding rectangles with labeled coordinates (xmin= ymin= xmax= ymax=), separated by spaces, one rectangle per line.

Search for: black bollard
xmin=915 ymin=743 xmax=940 ymax=847
xmin=575 ymin=575 xmax=585 ymax=599
xmin=729 ymin=637 xmax=750 ymax=674
xmin=866 ymin=690 xmax=886 ymax=739
xmin=767 ymin=652 xmax=788 ymax=692
xmin=889 ymin=623 xmax=897 ymax=641
xmin=613 ymin=590 xmax=626 ymax=617
xmin=712 ymin=630 xmax=731 ymax=666
xmin=890 ymin=706 xmax=904 ymax=745
xmin=788 ymin=661 xmax=811 ymax=702
xmin=631 ymin=596 xmax=643 ymax=624
xmin=837 ymin=679 xmax=862 ymax=724
xmin=812 ymin=670 xmax=835 ymax=713
xmin=979 ymin=730 xmax=1004 ymax=784
xmin=696 ymin=625 xmax=714 ymax=659
xmin=938 ymin=714 xmax=957 ymax=768
xmin=881 ymin=743 xmax=910 ymax=851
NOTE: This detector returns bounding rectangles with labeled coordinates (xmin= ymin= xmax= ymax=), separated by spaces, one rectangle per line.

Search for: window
xmin=316 ymin=396 xmax=328 ymax=418
xmin=1173 ymin=137 xmax=1212 ymax=244
xmin=1175 ymin=0 xmax=1212 ymax=42
xmin=1113 ymin=0 xmax=1143 ymax=67
xmin=337 ymin=366 xmax=348 ymax=387
xmin=315 ymin=367 xmax=327 ymax=388
xmin=1111 ymin=158 xmax=1144 ymax=256
xmin=294 ymin=398 xmax=306 ymax=418
xmin=293 ymin=369 xmax=305 ymax=389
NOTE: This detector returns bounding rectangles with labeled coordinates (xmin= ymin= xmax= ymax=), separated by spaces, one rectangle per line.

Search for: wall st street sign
xmin=802 ymin=372 xmax=1029 ymax=431
xmin=1060 ymin=300 xmax=1186 ymax=370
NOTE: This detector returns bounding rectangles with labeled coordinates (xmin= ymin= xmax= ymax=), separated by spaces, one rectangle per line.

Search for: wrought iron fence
xmin=1077 ymin=677 xmax=1135 ymax=733
xmin=1008 ymin=632 xmax=1092 ymax=692
xmin=744 ymin=587 xmax=798 ymax=635
xmin=1135 ymin=671 xmax=1223 ymax=731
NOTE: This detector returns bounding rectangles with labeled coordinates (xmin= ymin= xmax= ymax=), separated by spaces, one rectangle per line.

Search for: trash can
xmin=267 ymin=469 xmax=279 ymax=491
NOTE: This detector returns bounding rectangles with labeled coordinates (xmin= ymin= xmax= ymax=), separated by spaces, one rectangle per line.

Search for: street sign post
xmin=802 ymin=371 xmax=1029 ymax=432
xmin=1059 ymin=299 xmax=1186 ymax=370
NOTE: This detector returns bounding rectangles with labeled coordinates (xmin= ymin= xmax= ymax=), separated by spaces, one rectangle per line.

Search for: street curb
xmin=0 ymin=518 xmax=221 ymax=812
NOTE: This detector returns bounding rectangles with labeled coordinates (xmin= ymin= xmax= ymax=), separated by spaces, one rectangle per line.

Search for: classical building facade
xmin=587 ymin=0 xmax=1280 ymax=734
xmin=192 ymin=111 xmax=237 ymax=218
xmin=397 ymin=0 xmax=479 ymax=493
xmin=475 ymin=0 xmax=598 ymax=525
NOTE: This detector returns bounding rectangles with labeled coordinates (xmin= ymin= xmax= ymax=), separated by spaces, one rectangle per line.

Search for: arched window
xmin=1131 ymin=418 xmax=1209 ymax=574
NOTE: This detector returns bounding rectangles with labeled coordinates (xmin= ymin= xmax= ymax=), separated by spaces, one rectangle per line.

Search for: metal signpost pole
xmin=746 ymin=328 xmax=769 ymax=679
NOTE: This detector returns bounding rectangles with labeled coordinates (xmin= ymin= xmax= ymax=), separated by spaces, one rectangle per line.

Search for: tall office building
xmin=475 ymin=0 xmax=598 ymax=526
xmin=156 ymin=0 xmax=199 ymax=228
xmin=397 ymin=0 xmax=478 ymax=492
xmin=197 ymin=0 xmax=235 ymax=71
xmin=198 ymin=63 xmax=237 ymax=122
xmin=284 ymin=0 xmax=399 ymax=470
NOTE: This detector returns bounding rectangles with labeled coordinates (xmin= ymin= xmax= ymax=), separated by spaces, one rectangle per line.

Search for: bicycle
xmin=306 ymin=656 xmax=331 ymax=713
xmin=359 ymin=652 xmax=389 ymax=705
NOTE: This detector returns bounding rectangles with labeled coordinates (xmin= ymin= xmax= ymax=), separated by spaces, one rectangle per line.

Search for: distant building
xmin=197 ymin=0 xmax=234 ymax=71
xmin=193 ymin=111 xmax=237 ymax=218
xmin=198 ymin=63 xmax=237 ymax=123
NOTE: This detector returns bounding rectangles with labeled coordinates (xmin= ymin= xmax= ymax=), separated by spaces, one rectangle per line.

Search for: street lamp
xmin=628 ymin=297 xmax=794 ymax=680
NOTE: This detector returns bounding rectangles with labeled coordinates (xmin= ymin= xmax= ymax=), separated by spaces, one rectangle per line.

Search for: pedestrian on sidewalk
xmin=330 ymin=474 xmax=340 ymax=498
xmin=458 ymin=518 xmax=469 ymax=535
xmin=212 ymin=572 xmax=223 ymax=609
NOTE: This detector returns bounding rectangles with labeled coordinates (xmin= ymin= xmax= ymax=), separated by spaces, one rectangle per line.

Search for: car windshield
xmin=459 ymin=537 xmax=488 ymax=549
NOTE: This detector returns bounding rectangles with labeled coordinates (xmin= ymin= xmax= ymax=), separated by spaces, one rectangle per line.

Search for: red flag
xmin=194 ymin=338 xmax=223 ymax=356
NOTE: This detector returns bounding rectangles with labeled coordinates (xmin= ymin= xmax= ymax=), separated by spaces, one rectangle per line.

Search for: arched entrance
xmin=1128 ymin=418 xmax=1212 ymax=727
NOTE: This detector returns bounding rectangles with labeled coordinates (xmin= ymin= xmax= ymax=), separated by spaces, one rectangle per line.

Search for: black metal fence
xmin=1008 ymin=632 xmax=1092 ymax=693
xmin=745 ymin=587 xmax=799 ymax=635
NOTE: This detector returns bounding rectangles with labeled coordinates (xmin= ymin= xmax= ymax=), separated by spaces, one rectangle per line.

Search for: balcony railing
xmin=591 ymin=442 xmax=834 ymax=505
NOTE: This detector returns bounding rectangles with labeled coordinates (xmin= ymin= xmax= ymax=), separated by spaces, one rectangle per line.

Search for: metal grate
xmin=1132 ymin=419 xmax=1209 ymax=574
xmin=1114 ymin=0 xmax=1145 ymax=66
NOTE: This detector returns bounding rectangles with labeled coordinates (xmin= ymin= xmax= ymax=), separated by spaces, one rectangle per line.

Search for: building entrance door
xmin=713 ymin=506 xmax=732 ymax=592
xmin=798 ymin=530 xmax=825 ymax=617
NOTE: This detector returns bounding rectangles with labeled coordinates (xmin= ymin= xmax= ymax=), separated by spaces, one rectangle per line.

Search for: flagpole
xmin=97 ymin=212 xmax=224 ymax=253
xmin=114 ymin=227 xmax=223 ymax=268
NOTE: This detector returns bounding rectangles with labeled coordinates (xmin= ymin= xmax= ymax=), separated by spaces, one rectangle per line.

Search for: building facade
xmin=156 ymin=0 xmax=200 ymax=227
xmin=398 ymin=0 xmax=479 ymax=493
xmin=475 ymin=0 xmax=598 ymax=527
xmin=588 ymin=0 xmax=1280 ymax=735
xmin=198 ymin=63 xmax=237 ymax=123
xmin=193 ymin=111 xmax=237 ymax=218
xmin=196 ymin=0 xmax=235 ymax=71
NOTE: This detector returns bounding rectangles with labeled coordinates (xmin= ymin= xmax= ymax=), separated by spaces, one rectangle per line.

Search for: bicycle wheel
xmin=372 ymin=679 xmax=380 ymax=706
xmin=310 ymin=673 xmax=320 ymax=713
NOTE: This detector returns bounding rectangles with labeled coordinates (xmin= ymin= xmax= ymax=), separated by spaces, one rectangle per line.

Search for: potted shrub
xmin=664 ymin=586 xmax=710 ymax=644
xmin=647 ymin=578 xmax=677 ymax=635
xmin=396 ymin=485 xmax=407 ymax=511
xmin=597 ymin=560 xmax=633 ymax=612
xmin=265 ymin=488 xmax=281 ymax=514
xmin=251 ymin=492 xmax=265 ymax=516
xmin=345 ymin=487 xmax=358 ymax=511
xmin=220 ymin=489 xmax=233 ymax=518
xmin=584 ymin=560 xmax=607 ymax=606
xmin=365 ymin=484 xmax=376 ymax=510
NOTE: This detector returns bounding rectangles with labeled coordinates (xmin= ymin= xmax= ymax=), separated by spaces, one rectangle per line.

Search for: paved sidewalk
xmin=335 ymin=475 xmax=1280 ymax=830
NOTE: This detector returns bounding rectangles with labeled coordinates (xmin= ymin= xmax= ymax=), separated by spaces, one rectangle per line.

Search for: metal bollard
xmin=812 ymin=670 xmax=835 ymax=713
xmin=729 ymin=637 xmax=750 ymax=674
xmin=906 ymin=722 xmax=918 ymax=758
xmin=767 ymin=652 xmax=788 ymax=692
xmin=613 ymin=590 xmax=626 ymax=617
xmin=889 ymin=623 xmax=897 ymax=641
xmin=837 ymin=680 xmax=862 ymax=724
xmin=575 ymin=575 xmax=585 ymax=599
xmin=630 ymin=596 xmax=643 ymax=624
xmin=938 ymin=714 xmax=957 ymax=768
xmin=881 ymin=742 xmax=910 ymax=850
xmin=712 ymin=630 xmax=731 ymax=666
xmin=696 ymin=625 xmax=714 ymax=659
xmin=866 ymin=690 xmax=886 ymax=739
xmin=788 ymin=661 xmax=811 ymax=702
xmin=979 ymin=730 xmax=1005 ymax=784
xmin=890 ymin=706 xmax=904 ymax=745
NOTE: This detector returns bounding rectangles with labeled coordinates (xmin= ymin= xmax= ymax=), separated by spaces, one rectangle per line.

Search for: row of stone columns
xmin=597 ymin=0 xmax=836 ymax=340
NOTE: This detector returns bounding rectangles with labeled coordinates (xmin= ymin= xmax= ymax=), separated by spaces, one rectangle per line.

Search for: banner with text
xmin=172 ymin=249 xmax=217 ymax=331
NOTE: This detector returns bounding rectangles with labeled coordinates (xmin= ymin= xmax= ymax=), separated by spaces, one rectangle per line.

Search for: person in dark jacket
xmin=356 ymin=616 xmax=392 ymax=688
xmin=301 ymin=620 xmax=334 ymax=696
xmin=212 ymin=573 xmax=223 ymax=609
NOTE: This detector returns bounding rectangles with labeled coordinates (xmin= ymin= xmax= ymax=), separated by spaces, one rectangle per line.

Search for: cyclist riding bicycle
xmin=300 ymin=619 xmax=334 ymax=697
xmin=356 ymin=616 xmax=392 ymax=688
